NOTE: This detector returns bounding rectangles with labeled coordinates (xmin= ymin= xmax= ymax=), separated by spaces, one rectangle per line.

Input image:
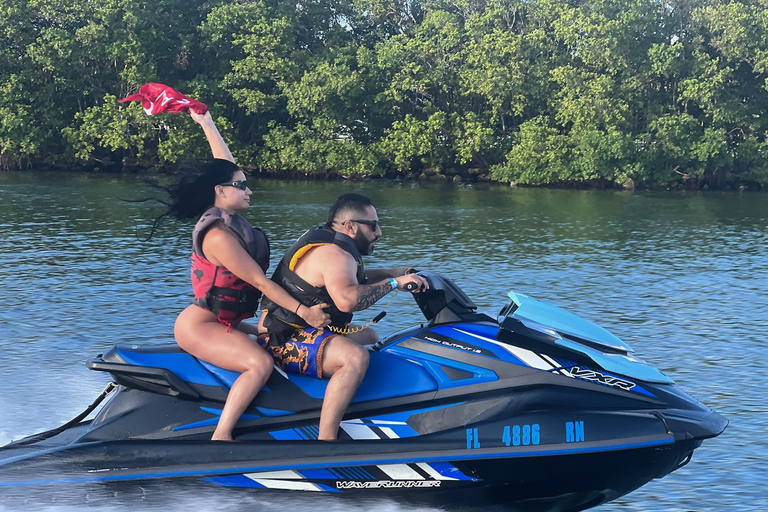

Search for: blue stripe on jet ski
xmin=336 ymin=466 xmax=374 ymax=480
xmin=201 ymin=474 xmax=264 ymax=488
xmin=385 ymin=345 xmax=498 ymax=388
xmin=269 ymin=426 xmax=321 ymax=441
xmin=199 ymin=475 xmax=342 ymax=493
xmin=302 ymin=425 xmax=320 ymax=440
xmin=427 ymin=324 xmax=537 ymax=366
xmin=256 ymin=407 xmax=292 ymax=417
xmin=352 ymin=466 xmax=375 ymax=480
xmin=172 ymin=408 xmax=261 ymax=431
xmin=300 ymin=468 xmax=338 ymax=480
xmin=269 ymin=429 xmax=304 ymax=441
xmin=0 ymin=436 xmax=675 ymax=487
xmin=272 ymin=428 xmax=314 ymax=440
xmin=427 ymin=461 xmax=475 ymax=480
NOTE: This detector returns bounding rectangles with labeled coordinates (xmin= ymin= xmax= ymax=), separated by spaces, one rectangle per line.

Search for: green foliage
xmin=0 ymin=75 xmax=45 ymax=163
xmin=203 ymin=1 xmax=296 ymax=116
xmin=63 ymin=96 xmax=145 ymax=161
xmin=491 ymin=116 xmax=570 ymax=185
xmin=261 ymin=123 xmax=382 ymax=176
xmin=0 ymin=0 xmax=765 ymax=188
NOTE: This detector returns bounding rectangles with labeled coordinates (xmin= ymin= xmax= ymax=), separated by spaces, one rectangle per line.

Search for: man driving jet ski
xmin=259 ymin=193 xmax=429 ymax=440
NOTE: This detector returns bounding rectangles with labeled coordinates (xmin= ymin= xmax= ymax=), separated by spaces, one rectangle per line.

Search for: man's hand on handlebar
xmin=396 ymin=273 xmax=429 ymax=293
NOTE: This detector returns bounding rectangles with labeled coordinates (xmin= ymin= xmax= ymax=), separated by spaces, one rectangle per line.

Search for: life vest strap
xmin=206 ymin=286 xmax=262 ymax=317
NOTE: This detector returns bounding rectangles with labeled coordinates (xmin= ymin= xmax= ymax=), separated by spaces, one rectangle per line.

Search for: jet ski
xmin=0 ymin=272 xmax=726 ymax=511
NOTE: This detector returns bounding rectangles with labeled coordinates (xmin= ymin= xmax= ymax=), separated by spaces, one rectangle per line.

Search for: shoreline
xmin=2 ymin=162 xmax=764 ymax=193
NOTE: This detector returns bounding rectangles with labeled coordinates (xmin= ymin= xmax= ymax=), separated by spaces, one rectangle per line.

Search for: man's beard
xmin=354 ymin=230 xmax=376 ymax=255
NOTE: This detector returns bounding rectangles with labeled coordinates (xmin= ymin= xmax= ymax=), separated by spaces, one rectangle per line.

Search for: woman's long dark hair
xmin=137 ymin=158 xmax=239 ymax=240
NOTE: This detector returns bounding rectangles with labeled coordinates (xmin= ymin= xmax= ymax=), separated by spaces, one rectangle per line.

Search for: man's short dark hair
xmin=327 ymin=193 xmax=374 ymax=226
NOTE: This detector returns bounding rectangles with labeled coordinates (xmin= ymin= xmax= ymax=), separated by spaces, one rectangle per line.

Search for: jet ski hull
xmin=0 ymin=272 xmax=726 ymax=512
xmin=0 ymin=428 xmax=704 ymax=512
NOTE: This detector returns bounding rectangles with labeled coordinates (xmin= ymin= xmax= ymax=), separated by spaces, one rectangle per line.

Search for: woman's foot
xmin=211 ymin=431 xmax=234 ymax=441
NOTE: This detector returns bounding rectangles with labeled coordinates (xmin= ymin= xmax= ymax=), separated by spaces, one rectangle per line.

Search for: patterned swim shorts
xmin=257 ymin=328 xmax=337 ymax=379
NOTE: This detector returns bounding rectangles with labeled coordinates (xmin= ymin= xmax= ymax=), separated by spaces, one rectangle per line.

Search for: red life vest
xmin=190 ymin=207 xmax=270 ymax=328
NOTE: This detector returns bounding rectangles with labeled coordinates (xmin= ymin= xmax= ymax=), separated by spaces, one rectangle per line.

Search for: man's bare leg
xmin=344 ymin=326 xmax=379 ymax=346
xmin=317 ymin=335 xmax=370 ymax=440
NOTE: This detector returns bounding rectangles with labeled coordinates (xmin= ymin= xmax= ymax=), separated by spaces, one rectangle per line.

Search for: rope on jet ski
xmin=2 ymin=382 xmax=118 ymax=448
xmin=328 ymin=290 xmax=398 ymax=335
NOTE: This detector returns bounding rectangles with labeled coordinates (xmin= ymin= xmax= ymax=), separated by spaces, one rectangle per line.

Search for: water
xmin=0 ymin=172 xmax=765 ymax=511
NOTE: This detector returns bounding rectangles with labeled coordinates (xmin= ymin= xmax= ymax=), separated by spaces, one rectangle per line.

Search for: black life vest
xmin=261 ymin=226 xmax=367 ymax=342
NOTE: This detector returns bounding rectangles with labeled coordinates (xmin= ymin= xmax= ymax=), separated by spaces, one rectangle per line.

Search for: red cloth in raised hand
xmin=119 ymin=83 xmax=208 ymax=115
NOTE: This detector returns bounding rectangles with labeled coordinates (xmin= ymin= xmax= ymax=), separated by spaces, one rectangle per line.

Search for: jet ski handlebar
xmin=408 ymin=271 xmax=481 ymax=325
xmin=403 ymin=267 xmax=421 ymax=291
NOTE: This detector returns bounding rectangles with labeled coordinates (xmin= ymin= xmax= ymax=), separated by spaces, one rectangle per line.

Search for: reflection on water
xmin=0 ymin=478 xmax=446 ymax=512
xmin=1 ymin=173 xmax=766 ymax=511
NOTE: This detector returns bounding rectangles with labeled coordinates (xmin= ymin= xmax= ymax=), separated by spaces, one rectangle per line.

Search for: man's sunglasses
xmin=350 ymin=219 xmax=379 ymax=230
xmin=219 ymin=180 xmax=248 ymax=191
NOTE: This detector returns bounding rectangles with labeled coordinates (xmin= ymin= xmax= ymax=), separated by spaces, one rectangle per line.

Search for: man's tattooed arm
xmin=353 ymin=281 xmax=393 ymax=311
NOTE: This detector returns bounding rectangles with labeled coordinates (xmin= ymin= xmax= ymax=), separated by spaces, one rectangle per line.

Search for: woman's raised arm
xmin=190 ymin=111 xmax=234 ymax=163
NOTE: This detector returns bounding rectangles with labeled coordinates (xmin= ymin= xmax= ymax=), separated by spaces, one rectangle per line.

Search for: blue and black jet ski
xmin=0 ymin=272 xmax=726 ymax=511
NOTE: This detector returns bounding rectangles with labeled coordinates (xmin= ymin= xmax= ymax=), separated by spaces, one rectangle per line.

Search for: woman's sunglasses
xmin=219 ymin=180 xmax=247 ymax=191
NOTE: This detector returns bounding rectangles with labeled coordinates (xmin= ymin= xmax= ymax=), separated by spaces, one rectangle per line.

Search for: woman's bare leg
xmin=174 ymin=306 xmax=273 ymax=441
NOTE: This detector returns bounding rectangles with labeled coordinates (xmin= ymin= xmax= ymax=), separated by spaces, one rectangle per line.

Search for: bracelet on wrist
xmin=294 ymin=303 xmax=302 ymax=315
xmin=387 ymin=278 xmax=398 ymax=290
